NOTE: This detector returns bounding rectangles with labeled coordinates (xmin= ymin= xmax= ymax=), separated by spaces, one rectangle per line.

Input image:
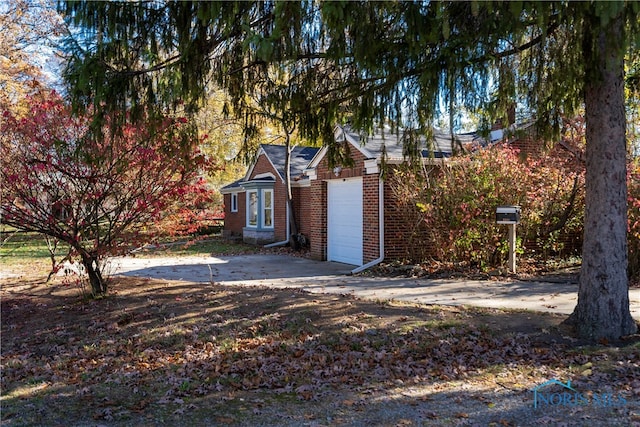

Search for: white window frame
xmin=245 ymin=188 xmax=274 ymax=230
xmin=247 ymin=190 xmax=258 ymax=227
xmin=230 ymin=193 xmax=238 ymax=213
xmin=262 ymin=189 xmax=273 ymax=229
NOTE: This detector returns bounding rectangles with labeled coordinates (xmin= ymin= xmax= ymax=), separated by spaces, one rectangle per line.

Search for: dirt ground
xmin=1 ymin=272 xmax=640 ymax=426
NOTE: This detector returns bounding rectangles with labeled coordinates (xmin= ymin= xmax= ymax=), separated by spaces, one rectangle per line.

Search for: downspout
xmin=351 ymin=177 xmax=384 ymax=274
xmin=264 ymin=202 xmax=290 ymax=248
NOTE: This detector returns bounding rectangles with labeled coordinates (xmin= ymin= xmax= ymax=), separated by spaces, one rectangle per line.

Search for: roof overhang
xmin=241 ymin=176 xmax=276 ymax=190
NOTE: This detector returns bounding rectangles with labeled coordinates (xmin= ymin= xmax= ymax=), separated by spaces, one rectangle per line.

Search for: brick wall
xmin=293 ymin=186 xmax=312 ymax=239
xmin=272 ymin=180 xmax=287 ymax=242
xmin=382 ymin=167 xmax=439 ymax=261
xmin=309 ymin=143 xmax=382 ymax=263
xmin=362 ymin=173 xmax=381 ymax=263
xmin=223 ymin=192 xmax=245 ymax=238
xmin=249 ymin=155 xmax=275 ymax=179
xmin=309 ymin=179 xmax=327 ymax=260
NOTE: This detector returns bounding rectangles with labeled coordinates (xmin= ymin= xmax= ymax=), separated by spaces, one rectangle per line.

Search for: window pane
xmin=231 ymin=193 xmax=238 ymax=212
xmin=248 ymin=191 xmax=257 ymax=226
xmin=263 ymin=190 xmax=273 ymax=228
xmin=264 ymin=208 xmax=272 ymax=227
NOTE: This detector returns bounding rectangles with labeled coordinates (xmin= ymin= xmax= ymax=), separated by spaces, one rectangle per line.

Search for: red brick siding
xmin=383 ymin=167 xmax=439 ymax=261
xmin=273 ymin=181 xmax=288 ymax=241
xmin=362 ymin=173 xmax=381 ymax=263
xmin=309 ymin=179 xmax=327 ymax=260
xmin=309 ymin=144 xmax=382 ymax=263
xmin=293 ymin=186 xmax=312 ymax=238
xmin=248 ymin=155 xmax=275 ymax=180
xmin=223 ymin=192 xmax=246 ymax=238
xmin=509 ymin=136 xmax=545 ymax=158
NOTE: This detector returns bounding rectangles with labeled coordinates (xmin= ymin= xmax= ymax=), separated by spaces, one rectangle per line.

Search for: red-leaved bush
xmin=1 ymin=92 xmax=212 ymax=295
xmin=389 ymin=142 xmax=585 ymax=269
xmin=628 ymin=158 xmax=640 ymax=284
xmin=390 ymin=131 xmax=640 ymax=283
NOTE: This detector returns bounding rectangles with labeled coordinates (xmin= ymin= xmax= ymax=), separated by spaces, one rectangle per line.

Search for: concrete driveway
xmin=111 ymin=254 xmax=640 ymax=318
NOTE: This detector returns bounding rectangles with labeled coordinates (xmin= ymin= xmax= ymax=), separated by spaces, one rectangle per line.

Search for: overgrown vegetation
xmin=389 ymin=142 xmax=585 ymax=268
xmin=389 ymin=139 xmax=640 ymax=285
xmin=629 ymin=158 xmax=640 ymax=284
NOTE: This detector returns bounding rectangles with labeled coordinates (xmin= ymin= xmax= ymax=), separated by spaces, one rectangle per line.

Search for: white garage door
xmin=328 ymin=178 xmax=363 ymax=266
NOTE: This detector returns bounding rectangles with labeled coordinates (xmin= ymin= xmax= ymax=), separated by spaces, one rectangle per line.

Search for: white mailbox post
xmin=496 ymin=206 xmax=521 ymax=273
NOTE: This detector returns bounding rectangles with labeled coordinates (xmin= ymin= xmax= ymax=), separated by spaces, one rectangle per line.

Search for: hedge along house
xmin=220 ymin=144 xmax=320 ymax=245
xmin=222 ymin=124 xmax=508 ymax=271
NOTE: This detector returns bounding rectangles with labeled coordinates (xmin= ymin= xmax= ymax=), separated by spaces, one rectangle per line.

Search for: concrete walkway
xmin=110 ymin=254 xmax=640 ymax=318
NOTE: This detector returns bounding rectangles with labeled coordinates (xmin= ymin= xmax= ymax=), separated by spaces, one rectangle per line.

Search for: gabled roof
xmin=259 ymin=144 xmax=320 ymax=181
xmin=222 ymin=123 xmax=531 ymax=192
xmin=306 ymin=124 xmax=527 ymax=171
xmin=220 ymin=144 xmax=320 ymax=193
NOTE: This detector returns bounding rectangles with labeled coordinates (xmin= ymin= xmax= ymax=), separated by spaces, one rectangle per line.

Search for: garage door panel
xmin=328 ymin=178 xmax=363 ymax=265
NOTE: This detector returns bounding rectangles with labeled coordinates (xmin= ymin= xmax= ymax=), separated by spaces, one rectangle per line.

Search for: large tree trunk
xmin=80 ymin=250 xmax=107 ymax=296
xmin=566 ymin=12 xmax=637 ymax=340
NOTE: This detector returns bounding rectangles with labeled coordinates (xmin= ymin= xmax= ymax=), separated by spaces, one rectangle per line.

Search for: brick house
xmin=220 ymin=144 xmax=320 ymax=245
xmin=221 ymin=124 xmax=507 ymax=270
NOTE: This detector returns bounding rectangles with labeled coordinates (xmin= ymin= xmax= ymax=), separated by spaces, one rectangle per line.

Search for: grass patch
xmin=1 ymin=234 xmax=48 ymax=259
xmin=0 ymin=231 xmax=66 ymax=260
xmin=0 ymin=231 xmax=261 ymax=266
xmin=0 ymin=233 xmax=267 ymax=280
xmin=0 ymin=231 xmax=68 ymax=274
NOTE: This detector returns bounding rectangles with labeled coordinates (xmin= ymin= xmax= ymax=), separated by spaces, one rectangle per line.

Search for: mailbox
xmin=496 ymin=205 xmax=521 ymax=224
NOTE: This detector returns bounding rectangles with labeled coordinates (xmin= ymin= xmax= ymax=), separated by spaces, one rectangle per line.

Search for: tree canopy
xmin=60 ymin=2 xmax=637 ymax=140
xmin=1 ymin=93 xmax=209 ymax=295
xmin=0 ymin=0 xmax=65 ymax=115
xmin=59 ymin=1 xmax=639 ymax=340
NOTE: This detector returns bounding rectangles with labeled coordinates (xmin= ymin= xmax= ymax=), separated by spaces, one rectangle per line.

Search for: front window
xmin=248 ymin=191 xmax=258 ymax=226
xmin=262 ymin=189 xmax=273 ymax=228
xmin=245 ymin=187 xmax=274 ymax=229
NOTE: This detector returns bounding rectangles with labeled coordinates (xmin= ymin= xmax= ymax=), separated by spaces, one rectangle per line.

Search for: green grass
xmin=0 ymin=231 xmax=66 ymax=261
xmin=0 ymin=231 xmax=261 ymax=267
xmin=0 ymin=231 xmax=72 ymax=274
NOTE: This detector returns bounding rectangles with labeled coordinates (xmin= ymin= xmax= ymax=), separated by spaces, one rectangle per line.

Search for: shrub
xmin=628 ymin=158 xmax=640 ymax=284
xmin=389 ymin=143 xmax=585 ymax=269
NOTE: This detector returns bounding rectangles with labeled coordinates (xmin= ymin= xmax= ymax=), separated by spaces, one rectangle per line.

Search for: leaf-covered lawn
xmin=1 ymin=275 xmax=639 ymax=426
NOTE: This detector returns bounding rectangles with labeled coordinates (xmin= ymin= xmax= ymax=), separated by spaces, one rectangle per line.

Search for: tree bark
xmin=80 ymin=250 xmax=107 ymax=296
xmin=566 ymin=12 xmax=638 ymax=340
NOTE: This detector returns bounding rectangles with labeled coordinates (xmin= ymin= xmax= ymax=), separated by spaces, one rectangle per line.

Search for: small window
xmin=262 ymin=189 xmax=273 ymax=228
xmin=230 ymin=193 xmax=238 ymax=213
xmin=248 ymin=190 xmax=258 ymax=226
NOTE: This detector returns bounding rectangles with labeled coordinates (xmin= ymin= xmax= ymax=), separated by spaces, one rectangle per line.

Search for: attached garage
xmin=327 ymin=178 xmax=363 ymax=265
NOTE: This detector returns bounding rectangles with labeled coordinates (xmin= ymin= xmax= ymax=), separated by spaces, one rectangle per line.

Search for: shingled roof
xmin=259 ymin=144 xmax=320 ymax=180
xmin=339 ymin=125 xmax=503 ymax=161
xmin=220 ymin=144 xmax=320 ymax=193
